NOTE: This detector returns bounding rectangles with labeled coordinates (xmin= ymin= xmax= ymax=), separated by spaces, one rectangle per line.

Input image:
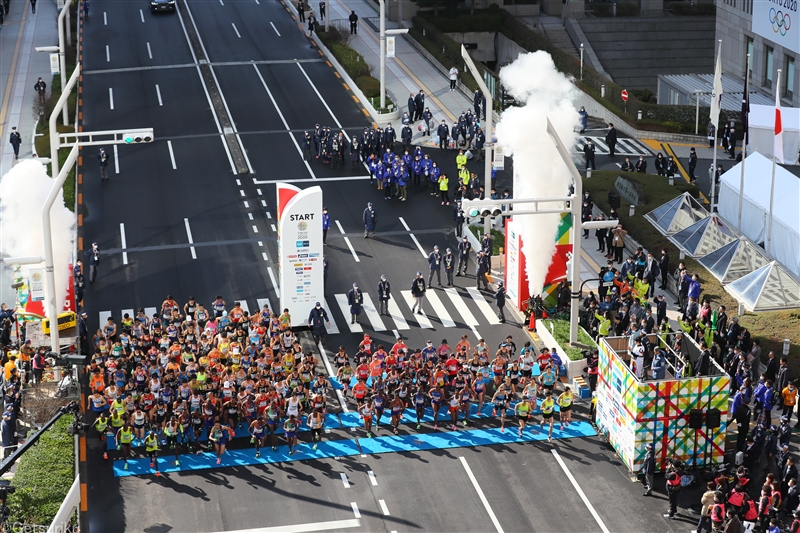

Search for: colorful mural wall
xmin=542 ymin=213 xmax=572 ymax=308
xmin=596 ymin=339 xmax=730 ymax=473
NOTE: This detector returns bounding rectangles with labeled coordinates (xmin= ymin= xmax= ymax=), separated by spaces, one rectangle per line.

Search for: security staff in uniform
xmin=583 ymin=139 xmax=596 ymax=170
xmin=428 ymin=245 xmax=442 ymax=287
xmin=476 ymin=251 xmax=490 ymax=290
xmin=605 ymin=123 xmax=617 ymax=157
xmin=443 ymin=248 xmax=455 ymax=287
xmin=453 ymin=202 xmax=466 ymax=237
xmin=494 ymin=282 xmax=506 ymax=323
xmin=301 ymin=131 xmax=312 ymax=160
xmin=347 ymin=283 xmax=363 ymax=325
xmin=457 ymin=236 xmax=471 ymax=276
xmin=410 ymin=272 xmax=426 ymax=315
xmin=377 ymin=275 xmax=391 ymax=316
xmin=437 ymin=120 xmax=449 ymax=152
xmin=308 ymin=302 xmax=330 ymax=345
xmin=86 ymin=242 xmax=100 ymax=283
xmin=474 ymin=127 xmax=486 ymax=161
xmin=688 ymin=147 xmax=698 ymax=182
xmin=401 ymin=123 xmax=412 ymax=153
xmin=383 ymin=123 xmax=396 ymax=150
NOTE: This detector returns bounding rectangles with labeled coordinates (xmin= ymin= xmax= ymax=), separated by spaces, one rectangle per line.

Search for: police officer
xmin=583 ymin=138 xmax=596 ymax=170
xmin=476 ymin=251 xmax=490 ymax=290
xmin=494 ymin=281 xmax=506 ymax=323
xmin=308 ymin=302 xmax=330 ymax=345
xmin=383 ymin=123 xmax=396 ymax=150
xmin=347 ymin=283 xmax=363 ymax=325
xmin=437 ymin=120 xmax=449 ymax=152
xmin=642 ymin=443 xmax=655 ymax=496
xmin=481 ymin=233 xmax=493 ymax=255
xmin=348 ymin=10 xmax=358 ymax=34
xmin=457 ymin=236 xmax=471 ymax=276
xmin=377 ymin=275 xmax=391 ymax=315
xmin=428 ymin=245 xmax=442 ymax=287
xmin=605 ymin=123 xmax=617 ymax=157
xmin=9 ymin=127 xmax=21 ymax=160
xmin=443 ymin=248 xmax=455 ymax=287
xmin=401 ymin=123 xmax=412 ymax=153
xmin=410 ymin=272 xmax=426 ymax=315
xmin=350 ymin=137 xmax=361 ymax=169
xmin=301 ymin=131 xmax=312 ymax=161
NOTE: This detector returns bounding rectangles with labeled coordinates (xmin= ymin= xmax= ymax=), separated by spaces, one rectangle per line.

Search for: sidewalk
xmin=0 ymin=0 xmax=60 ymax=309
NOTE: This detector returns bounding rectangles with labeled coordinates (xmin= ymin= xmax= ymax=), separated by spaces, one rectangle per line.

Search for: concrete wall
xmin=715 ymin=2 xmax=800 ymax=107
xmin=496 ymin=32 xmax=528 ymax=67
xmin=578 ymin=16 xmax=716 ymax=91
xmin=445 ymin=32 xmax=497 ymax=63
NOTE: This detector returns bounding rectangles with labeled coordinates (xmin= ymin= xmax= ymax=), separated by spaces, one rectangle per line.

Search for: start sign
xmin=621 ymin=89 xmax=629 ymax=102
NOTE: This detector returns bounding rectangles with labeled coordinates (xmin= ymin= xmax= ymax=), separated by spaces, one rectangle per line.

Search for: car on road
xmin=150 ymin=0 xmax=175 ymax=12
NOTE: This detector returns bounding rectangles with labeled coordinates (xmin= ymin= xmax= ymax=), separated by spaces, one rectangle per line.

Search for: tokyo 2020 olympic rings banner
xmin=752 ymin=0 xmax=799 ymax=55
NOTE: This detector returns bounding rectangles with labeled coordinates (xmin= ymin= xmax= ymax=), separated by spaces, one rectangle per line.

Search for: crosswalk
xmin=575 ymin=136 xmax=652 ymax=156
xmin=95 ymin=287 xmax=502 ymax=337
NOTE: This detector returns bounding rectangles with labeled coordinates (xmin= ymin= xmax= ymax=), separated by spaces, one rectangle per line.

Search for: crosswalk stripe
xmin=99 ymin=311 xmax=111 ymax=328
xmin=361 ymin=293 xmax=387 ymax=332
xmin=121 ymin=308 xmax=134 ymax=322
xmin=425 ymin=290 xmax=455 ymax=328
xmin=444 ymin=288 xmax=478 ymax=326
xmin=334 ymin=293 xmax=364 ymax=333
xmin=466 ymin=287 xmax=500 ymax=325
xmin=256 ymin=298 xmax=273 ymax=317
xmin=386 ymin=298 xmax=410 ymax=330
xmin=144 ymin=307 xmax=157 ymax=320
xmin=400 ymin=290 xmax=433 ymax=329
xmin=231 ymin=299 xmax=249 ymax=315
xmin=322 ymin=297 xmax=341 ymax=335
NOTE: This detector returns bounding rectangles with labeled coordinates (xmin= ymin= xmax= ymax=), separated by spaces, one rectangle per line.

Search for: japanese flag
xmin=775 ymin=90 xmax=784 ymax=164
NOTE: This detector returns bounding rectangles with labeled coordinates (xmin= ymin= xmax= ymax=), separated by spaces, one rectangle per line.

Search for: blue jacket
xmin=322 ymin=212 xmax=331 ymax=230
xmin=651 ymin=353 xmax=666 ymax=380
xmin=430 ymin=166 xmax=441 ymax=183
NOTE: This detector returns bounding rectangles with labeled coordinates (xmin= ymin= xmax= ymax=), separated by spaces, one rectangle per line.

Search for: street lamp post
xmin=460 ymin=45 xmax=493 ymax=235
xmin=580 ymin=43 xmax=584 ymax=82
xmin=58 ymin=0 xmax=73 ymax=127
xmin=377 ymin=0 xmax=407 ymax=110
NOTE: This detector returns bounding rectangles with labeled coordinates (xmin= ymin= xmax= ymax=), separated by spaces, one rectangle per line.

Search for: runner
xmin=209 ymin=421 xmax=235 ymax=464
xmin=491 ymin=383 xmax=509 ymax=432
xmin=540 ymin=390 xmax=556 ymax=442
xmin=413 ymin=387 xmax=427 ymax=429
xmin=163 ymin=416 xmax=182 ymax=465
xmin=557 ymin=386 xmax=573 ymax=429
xmin=459 ymin=383 xmax=474 ymax=427
xmin=448 ymin=391 xmax=460 ymax=430
xmin=373 ymin=390 xmax=386 ymax=429
xmin=264 ymin=401 xmax=282 ymax=451
xmin=389 ymin=395 xmax=404 ymax=434
xmin=429 ymin=384 xmax=445 ymax=429
xmin=360 ymin=397 xmax=375 ymax=438
xmin=307 ymin=408 xmax=325 ymax=449
xmin=473 ymin=372 xmax=486 ymax=413
xmin=132 ymin=406 xmax=147 ymax=440
xmin=116 ymin=421 xmax=134 ymax=470
xmin=515 ymin=398 xmax=533 ymax=436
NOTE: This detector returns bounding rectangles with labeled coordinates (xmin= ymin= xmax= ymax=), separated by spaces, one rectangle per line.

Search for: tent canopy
xmin=697 ymin=237 xmax=771 ymax=284
xmin=644 ymin=193 xmax=708 ymax=237
xmin=717 ymin=152 xmax=800 ymax=277
xmin=749 ymin=104 xmax=800 ymax=165
xmin=725 ymin=261 xmax=800 ymax=311
xmin=669 ymin=214 xmax=737 ymax=258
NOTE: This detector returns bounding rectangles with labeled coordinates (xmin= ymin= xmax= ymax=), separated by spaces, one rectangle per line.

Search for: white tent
xmin=717 ymin=152 xmax=800 ymax=276
xmin=748 ymin=104 xmax=800 ymax=165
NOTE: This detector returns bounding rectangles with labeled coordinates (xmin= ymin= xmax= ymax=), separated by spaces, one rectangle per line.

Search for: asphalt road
xmin=78 ymin=1 xmax=677 ymax=532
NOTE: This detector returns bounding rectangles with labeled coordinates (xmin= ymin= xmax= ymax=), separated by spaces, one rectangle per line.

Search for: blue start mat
xmin=112 ymin=421 xmax=595 ymax=477
xmin=329 ymin=367 xmax=542 ymax=391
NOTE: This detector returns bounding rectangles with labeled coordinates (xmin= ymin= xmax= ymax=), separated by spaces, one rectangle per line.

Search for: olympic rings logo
xmin=770 ymin=8 xmax=792 ymax=36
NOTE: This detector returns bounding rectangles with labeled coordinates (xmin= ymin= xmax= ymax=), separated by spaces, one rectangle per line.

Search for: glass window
xmin=786 ymin=56 xmax=795 ymax=98
xmin=746 ymin=38 xmax=754 ymax=78
xmin=668 ymin=88 xmax=680 ymax=105
xmin=764 ymin=46 xmax=774 ymax=87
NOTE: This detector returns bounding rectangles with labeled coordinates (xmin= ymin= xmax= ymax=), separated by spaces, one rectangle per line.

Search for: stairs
xmin=538 ymin=16 xmax=579 ymax=59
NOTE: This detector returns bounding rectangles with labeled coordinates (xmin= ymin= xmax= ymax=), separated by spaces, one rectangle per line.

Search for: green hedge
xmin=416 ymin=8 xmax=504 ymax=32
xmin=318 ymin=31 xmax=371 ymax=79
xmin=356 ymin=75 xmax=380 ymax=98
xmin=469 ymin=225 xmax=504 ymax=256
xmin=7 ymin=417 xmax=75 ymax=526
xmin=542 ymin=318 xmax=596 ymax=361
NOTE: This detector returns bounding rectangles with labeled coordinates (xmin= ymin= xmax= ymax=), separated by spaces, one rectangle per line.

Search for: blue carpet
xmin=112 ymin=421 xmax=595 ymax=477
xmin=329 ymin=368 xmax=541 ymax=391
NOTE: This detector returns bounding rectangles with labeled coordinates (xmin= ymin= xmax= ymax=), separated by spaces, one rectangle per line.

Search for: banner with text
xmin=752 ymin=0 xmax=799 ymax=55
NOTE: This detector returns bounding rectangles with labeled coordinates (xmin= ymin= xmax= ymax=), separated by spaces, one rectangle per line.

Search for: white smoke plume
xmin=0 ymin=160 xmax=76 ymax=316
xmin=496 ymin=51 xmax=579 ymax=296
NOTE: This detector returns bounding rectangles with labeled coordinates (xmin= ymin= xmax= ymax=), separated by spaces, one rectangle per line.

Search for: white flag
xmin=710 ymin=43 xmax=723 ymax=128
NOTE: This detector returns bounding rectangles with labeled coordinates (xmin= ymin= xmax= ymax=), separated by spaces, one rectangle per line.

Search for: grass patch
xmin=542 ymin=318 xmax=596 ymax=361
xmin=6 ymin=417 xmax=75 ymax=526
xmin=583 ymin=170 xmax=800 ymax=371
xmin=469 ymin=224 xmax=504 ymax=255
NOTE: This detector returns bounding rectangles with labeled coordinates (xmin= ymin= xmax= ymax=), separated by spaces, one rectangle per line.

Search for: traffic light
xmin=122 ymin=129 xmax=154 ymax=144
xmin=461 ymin=199 xmax=501 ymax=219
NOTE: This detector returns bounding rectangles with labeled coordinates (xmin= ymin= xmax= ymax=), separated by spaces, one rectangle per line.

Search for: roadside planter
xmin=537 ymin=318 xmax=596 ymax=381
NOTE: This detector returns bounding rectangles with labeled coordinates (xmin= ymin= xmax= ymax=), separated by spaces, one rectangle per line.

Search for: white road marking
xmin=252 ymin=64 xmax=315 ymax=179
xmin=146 ymin=42 xmax=153 ymax=59
xmin=106 ymin=45 xmax=110 ymax=62
xmin=167 ymin=140 xmax=177 ymax=169
xmin=340 ymin=472 xmax=350 ymax=488
xmin=262 ymin=252 xmax=268 ymax=261
xmin=252 ymin=176 xmax=370 ymax=184
xmin=296 ymin=63 xmax=341 ymax=128
xmin=121 ymin=309 xmax=134 ymax=323
xmin=252 ymin=225 xmax=259 ymax=233
xmin=350 ymin=502 xmax=360 ymax=519
xmin=270 ymin=224 xmax=277 ymax=232
xmin=270 ymin=21 xmax=281 ymax=36
xmin=257 ymin=188 xmax=263 ymax=195
xmin=425 ymin=291 xmax=455 ymax=328
xmin=392 ymin=329 xmax=400 ymax=339
xmin=231 ymin=22 xmax=241 ymax=38
xmin=267 ymin=267 xmax=280 ymax=297
xmin=335 ymin=220 xmax=359 ymax=263
xmin=248 ymin=213 xmax=254 ymax=220
xmin=144 ymin=307 xmax=157 ymax=319
xmin=398 ymin=217 xmax=426 ymax=257
xmin=119 ymin=223 xmax=128 ymax=265
xmin=256 ymin=298 xmax=273 ymax=316
xmin=236 ymin=178 xmax=241 ymax=185
xmin=470 ymin=325 xmax=481 ymax=340
xmin=240 ymin=190 xmax=246 ymax=197
xmin=261 ymin=199 xmax=267 ymax=207
xmin=466 ymin=287 xmax=500 ymax=325
xmin=400 ymin=290 xmax=433 ymax=329
xmin=266 ymin=211 xmax=272 ymax=219
xmin=217 ymin=519 xmax=361 ymax=533
xmin=445 ymin=287 xmax=478 ymax=326
xmin=386 ymin=299 xmax=409 ymax=330
xmin=255 ymin=0 xmax=259 ymax=3
xmin=378 ymin=500 xmax=390 ymax=516
xmin=459 ymin=457 xmax=504 ymax=533
xmin=98 ymin=311 xmax=111 ymax=327
xmin=183 ymin=218 xmax=197 ymax=259
xmin=319 ymin=343 xmax=347 ymax=411
xmin=257 ymin=241 xmax=263 ymax=246
xmin=361 ymin=293 xmax=386 ymax=331
xmin=103 ymin=11 xmax=107 ymax=24
xmin=367 ymin=470 xmax=377 ymax=486
xmin=155 ymin=84 xmax=163 ymax=106
xmin=140 ymin=9 xmax=145 ymax=22
xmin=109 ymin=88 xmax=114 ymax=109
xmin=551 ymin=450 xmax=610 ymax=532
xmin=243 ymin=201 xmax=249 ymax=208
xmin=335 ymin=294 xmax=363 ymax=333
xmin=322 ymin=298 xmax=340 ymax=335
xmin=113 ymin=145 xmax=120 ymax=174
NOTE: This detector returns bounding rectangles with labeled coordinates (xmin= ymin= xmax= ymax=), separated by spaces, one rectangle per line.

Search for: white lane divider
xmin=350 ymin=502 xmax=360 ymax=519
xmin=108 ymin=88 xmax=114 ymax=110
xmin=236 ymin=178 xmax=241 ymax=185
xmin=252 ymin=225 xmax=259 ymax=233
xmin=400 ymin=290 xmax=433 ymax=329
xmin=270 ymin=21 xmax=281 ymax=36
xmin=167 ymin=140 xmax=177 ymax=169
xmin=444 ymin=287 xmax=478 ymax=326
xmin=231 ymin=22 xmax=241 ymax=38
xmin=248 ymin=213 xmax=254 ymax=220
xmin=261 ymin=199 xmax=267 ymax=207
xmin=270 ymin=224 xmax=277 ymax=232
xmin=322 ymin=297 xmax=340 ymax=336
xmin=296 ymin=63 xmax=341 ymax=129
xmin=252 ymin=64 xmax=316 ymax=179
xmin=459 ymin=457 xmax=504 ymax=533
xmin=425 ymin=291 xmax=456 ymax=328
xmin=113 ymin=145 xmax=120 ymax=174
xmin=398 ymin=217 xmax=426 ymax=258
xmin=335 ymin=220 xmax=359 ymax=263
xmin=243 ymin=201 xmax=249 ymax=208
xmin=262 ymin=252 xmax=268 ymax=261
xmin=146 ymin=42 xmax=153 ymax=59
xmin=119 ymin=223 xmax=128 ymax=265
xmin=106 ymin=45 xmax=110 ymax=62
xmin=340 ymin=473 xmax=350 ymax=488
xmin=257 ymin=188 xmax=263 ymax=195
xmin=267 ymin=267 xmax=280 ymax=298
xmin=184 ymin=218 xmax=197 ymax=259
xmin=239 ymin=190 xmax=246 ymax=197
xmin=266 ymin=212 xmax=272 ymax=219
xmin=466 ymin=287 xmax=501 ymax=325
xmin=155 ymin=84 xmax=163 ymax=106
xmin=378 ymin=500 xmax=390 ymax=516
xmin=361 ymin=293 xmax=386 ymax=331
xmin=140 ymin=9 xmax=145 ymax=22
xmin=551 ymin=450 xmax=611 ymax=533
xmin=386 ymin=298 xmax=410 ymax=330
xmin=103 ymin=11 xmax=107 ymax=24
xmin=335 ymin=294 xmax=363 ymax=333
xmin=367 ymin=470 xmax=377 ymax=486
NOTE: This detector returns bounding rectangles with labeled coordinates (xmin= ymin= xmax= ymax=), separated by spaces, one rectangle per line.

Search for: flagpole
xmin=767 ymin=69 xmax=781 ymax=256
xmin=737 ymin=54 xmax=750 ymax=234
xmin=710 ymin=39 xmax=722 ymax=213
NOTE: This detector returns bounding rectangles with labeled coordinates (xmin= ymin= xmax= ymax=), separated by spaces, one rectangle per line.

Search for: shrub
xmin=356 ymin=76 xmax=380 ymax=98
xmin=318 ymin=37 xmax=371 ymax=79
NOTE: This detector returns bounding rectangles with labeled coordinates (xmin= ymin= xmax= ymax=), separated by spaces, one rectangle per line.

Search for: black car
xmin=150 ymin=0 xmax=175 ymax=12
